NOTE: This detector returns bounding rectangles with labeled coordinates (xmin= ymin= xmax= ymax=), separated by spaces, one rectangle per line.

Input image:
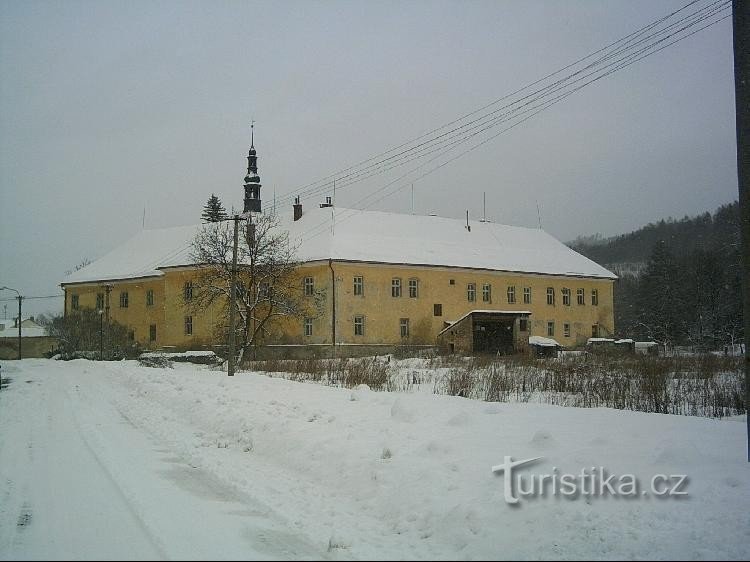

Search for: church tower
xmin=243 ymin=123 xmax=262 ymax=213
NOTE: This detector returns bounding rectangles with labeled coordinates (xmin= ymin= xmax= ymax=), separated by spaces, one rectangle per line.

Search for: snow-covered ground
xmin=0 ymin=359 xmax=748 ymax=560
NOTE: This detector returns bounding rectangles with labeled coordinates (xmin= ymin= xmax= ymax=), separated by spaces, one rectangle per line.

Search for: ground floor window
xmin=149 ymin=324 xmax=157 ymax=342
xmin=304 ymin=318 xmax=313 ymax=337
xmin=184 ymin=316 xmax=193 ymax=335
xmin=564 ymin=323 xmax=571 ymax=338
xmin=400 ymin=318 xmax=409 ymax=338
xmin=354 ymin=315 xmax=364 ymax=336
xmin=547 ymin=321 xmax=555 ymax=337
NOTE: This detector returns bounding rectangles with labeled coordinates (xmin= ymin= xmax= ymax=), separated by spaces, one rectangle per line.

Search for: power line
xmin=0 ymin=294 xmax=64 ymax=302
xmin=270 ymin=0 xmax=729 ymax=210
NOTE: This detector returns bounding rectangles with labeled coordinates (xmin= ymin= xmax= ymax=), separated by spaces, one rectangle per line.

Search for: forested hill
xmin=568 ymin=201 xmax=740 ymax=272
xmin=567 ymin=201 xmax=741 ymax=347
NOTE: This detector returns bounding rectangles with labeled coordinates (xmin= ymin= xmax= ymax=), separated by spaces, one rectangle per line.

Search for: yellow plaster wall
xmin=64 ymin=260 xmax=614 ymax=351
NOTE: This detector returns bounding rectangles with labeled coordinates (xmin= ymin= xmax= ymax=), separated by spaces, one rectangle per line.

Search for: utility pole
xmin=0 ymin=287 xmax=22 ymax=359
xmin=16 ymin=296 xmax=22 ymax=360
xmin=731 ymin=0 xmax=750 ymax=461
xmin=227 ymin=214 xmax=240 ymax=376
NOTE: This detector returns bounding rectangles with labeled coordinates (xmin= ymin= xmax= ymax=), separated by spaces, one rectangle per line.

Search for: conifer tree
xmin=201 ymin=194 xmax=228 ymax=223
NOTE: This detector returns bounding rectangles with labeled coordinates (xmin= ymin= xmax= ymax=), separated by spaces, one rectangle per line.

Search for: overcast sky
xmin=0 ymin=0 xmax=738 ymax=318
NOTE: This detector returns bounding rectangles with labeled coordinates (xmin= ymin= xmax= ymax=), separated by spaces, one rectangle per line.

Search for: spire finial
xmin=250 ymin=119 xmax=255 ymax=148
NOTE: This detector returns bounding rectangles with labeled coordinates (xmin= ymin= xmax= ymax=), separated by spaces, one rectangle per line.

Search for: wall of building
xmin=0 ymin=336 xmax=59 ymax=359
xmin=325 ymin=261 xmax=614 ymax=347
xmin=63 ymin=260 xmax=614 ymax=353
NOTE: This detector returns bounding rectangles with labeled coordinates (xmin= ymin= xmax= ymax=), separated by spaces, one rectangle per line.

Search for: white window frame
xmin=562 ymin=288 xmax=570 ymax=306
xmin=408 ymin=278 xmax=419 ymax=298
xmin=354 ymin=315 xmax=365 ymax=336
xmin=392 ymin=278 xmax=402 ymax=298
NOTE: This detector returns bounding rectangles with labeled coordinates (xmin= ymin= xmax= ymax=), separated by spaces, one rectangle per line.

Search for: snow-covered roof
xmin=587 ymin=338 xmax=615 ymax=344
xmin=62 ymin=207 xmax=616 ymax=285
xmin=438 ymin=309 xmax=532 ymax=336
xmin=0 ymin=320 xmax=48 ymax=338
xmin=290 ymin=207 xmax=616 ymax=278
xmin=529 ymin=335 xmax=561 ymax=347
xmin=62 ymin=224 xmax=201 ymax=285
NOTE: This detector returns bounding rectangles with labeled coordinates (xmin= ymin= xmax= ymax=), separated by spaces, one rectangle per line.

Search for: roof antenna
xmin=482 ymin=192 xmax=486 ymax=222
xmin=465 ymin=210 xmax=471 ymax=232
xmin=411 ymin=183 xmax=414 ymax=215
xmin=142 ymin=204 xmax=146 ymax=229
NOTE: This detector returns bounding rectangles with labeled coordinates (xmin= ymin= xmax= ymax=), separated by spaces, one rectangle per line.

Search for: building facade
xmin=61 ymin=138 xmax=616 ymax=357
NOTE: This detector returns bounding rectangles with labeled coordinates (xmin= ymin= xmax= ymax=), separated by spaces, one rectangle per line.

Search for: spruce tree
xmin=202 ymin=194 xmax=228 ymax=223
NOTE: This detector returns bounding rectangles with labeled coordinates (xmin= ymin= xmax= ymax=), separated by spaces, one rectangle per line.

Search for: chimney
xmin=293 ymin=197 xmax=303 ymax=221
xmin=319 ymin=196 xmax=333 ymax=208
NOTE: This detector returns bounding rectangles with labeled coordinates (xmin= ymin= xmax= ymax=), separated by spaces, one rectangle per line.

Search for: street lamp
xmin=0 ymin=287 xmax=22 ymax=360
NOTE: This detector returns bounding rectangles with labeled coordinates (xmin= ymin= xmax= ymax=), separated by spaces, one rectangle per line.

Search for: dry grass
xmin=249 ymin=352 xmax=744 ymax=418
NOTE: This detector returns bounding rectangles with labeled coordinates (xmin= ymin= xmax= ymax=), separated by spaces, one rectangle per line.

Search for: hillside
xmin=568 ymin=202 xmax=742 ymax=346
xmin=569 ymin=201 xmax=740 ymax=276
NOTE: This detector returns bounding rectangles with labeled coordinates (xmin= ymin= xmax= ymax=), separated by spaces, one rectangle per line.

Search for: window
xmin=149 ymin=324 xmax=157 ymax=342
xmin=354 ymin=315 xmax=364 ymax=336
xmin=449 ymin=279 xmax=455 ymax=285
xmin=562 ymin=288 xmax=571 ymax=306
xmin=400 ymin=318 xmax=409 ymax=338
xmin=304 ymin=318 xmax=313 ymax=337
xmin=353 ymin=276 xmax=363 ymax=296
xmin=96 ymin=293 xmax=104 ymax=310
xmin=128 ymin=330 xmax=135 ymax=341
xmin=546 ymin=287 xmax=554 ymax=306
xmin=507 ymin=285 xmax=516 ymax=304
xmin=592 ymin=324 xmax=599 ymax=338
xmin=434 ymin=304 xmax=443 ymax=317
xmin=467 ymin=283 xmax=476 ymax=302
xmin=120 ymin=292 xmax=129 ymax=308
xmin=71 ymin=294 xmax=79 ymax=310
xmin=564 ymin=323 xmax=571 ymax=338
xmin=577 ymin=288 xmax=585 ymax=305
xmin=392 ymin=278 xmax=402 ymax=298
xmin=184 ymin=316 xmax=193 ymax=335
xmin=547 ymin=321 xmax=555 ymax=337
xmin=483 ymin=283 xmax=492 ymax=303
xmin=591 ymin=289 xmax=599 ymax=306
xmin=519 ymin=318 xmax=528 ymax=332
xmin=409 ymin=278 xmax=419 ymax=298
xmin=523 ymin=287 xmax=531 ymax=304
xmin=184 ymin=281 xmax=193 ymax=301
xmin=146 ymin=290 xmax=154 ymax=307
xmin=304 ymin=277 xmax=314 ymax=296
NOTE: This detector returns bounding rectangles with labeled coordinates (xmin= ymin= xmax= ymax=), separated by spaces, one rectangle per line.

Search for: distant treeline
xmin=570 ymin=202 xmax=742 ymax=348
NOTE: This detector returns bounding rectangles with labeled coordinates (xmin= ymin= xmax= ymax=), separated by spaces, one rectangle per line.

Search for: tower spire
xmin=243 ymin=121 xmax=262 ymax=213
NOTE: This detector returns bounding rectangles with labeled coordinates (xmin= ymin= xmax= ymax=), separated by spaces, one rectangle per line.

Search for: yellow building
xmin=61 ymin=202 xmax=616 ymax=358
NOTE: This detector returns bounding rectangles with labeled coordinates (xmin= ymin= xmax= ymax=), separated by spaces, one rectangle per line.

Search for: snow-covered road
xmin=0 ymin=361 xmax=325 ymax=560
xmin=0 ymin=359 xmax=748 ymax=560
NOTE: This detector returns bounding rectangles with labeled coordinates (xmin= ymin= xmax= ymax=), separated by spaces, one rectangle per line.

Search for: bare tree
xmin=190 ymin=212 xmax=322 ymax=364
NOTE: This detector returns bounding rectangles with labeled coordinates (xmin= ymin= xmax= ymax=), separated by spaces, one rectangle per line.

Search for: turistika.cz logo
xmin=491 ymin=456 xmax=688 ymax=505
